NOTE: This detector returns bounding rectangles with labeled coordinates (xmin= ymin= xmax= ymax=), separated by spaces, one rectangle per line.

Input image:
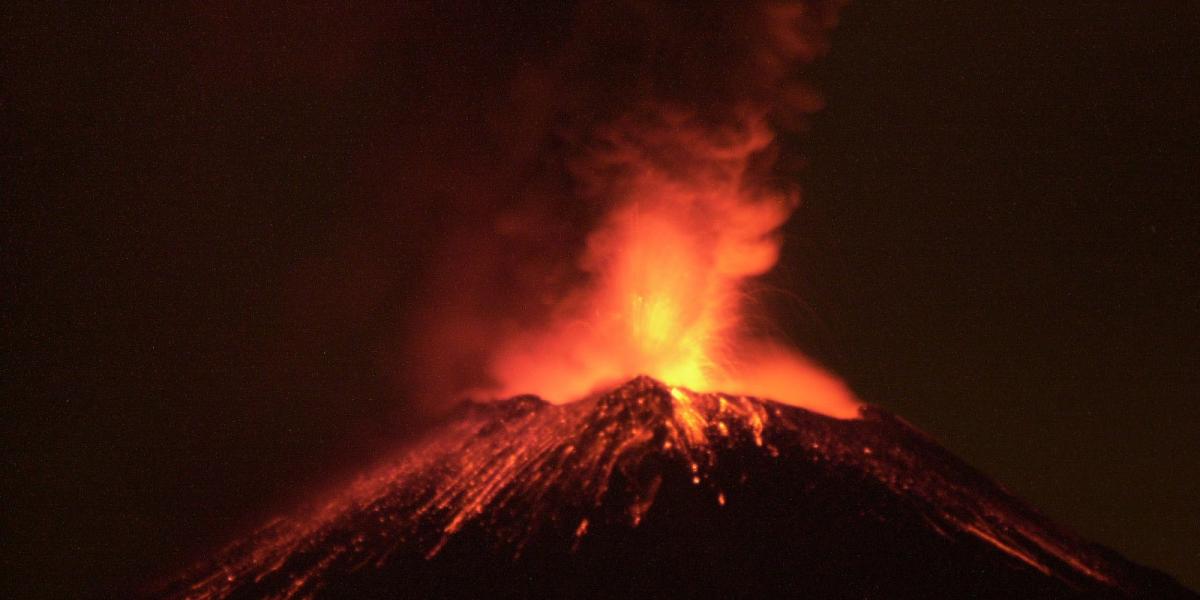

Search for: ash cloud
xmin=244 ymin=2 xmax=849 ymax=412
xmin=392 ymin=1 xmax=848 ymax=407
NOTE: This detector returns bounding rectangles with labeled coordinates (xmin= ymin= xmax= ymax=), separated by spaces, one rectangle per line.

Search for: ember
xmin=162 ymin=377 xmax=1191 ymax=599
xmin=154 ymin=3 xmax=1195 ymax=599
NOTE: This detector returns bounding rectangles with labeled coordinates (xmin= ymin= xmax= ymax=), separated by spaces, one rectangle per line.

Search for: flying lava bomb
xmin=155 ymin=2 xmax=1196 ymax=598
xmin=163 ymin=377 xmax=1193 ymax=599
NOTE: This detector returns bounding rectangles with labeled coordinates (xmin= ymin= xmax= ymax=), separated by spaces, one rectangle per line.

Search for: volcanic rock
xmin=161 ymin=376 xmax=1196 ymax=599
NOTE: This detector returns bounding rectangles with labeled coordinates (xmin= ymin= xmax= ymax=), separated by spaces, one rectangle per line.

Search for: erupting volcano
xmin=153 ymin=2 xmax=1195 ymax=598
xmin=164 ymin=377 xmax=1192 ymax=599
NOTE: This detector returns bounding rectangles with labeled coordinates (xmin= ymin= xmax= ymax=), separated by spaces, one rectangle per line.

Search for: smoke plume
xmin=404 ymin=0 xmax=856 ymax=418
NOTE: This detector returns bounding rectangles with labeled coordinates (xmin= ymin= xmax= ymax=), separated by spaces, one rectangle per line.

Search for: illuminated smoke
xmin=381 ymin=1 xmax=854 ymax=417
xmin=460 ymin=1 xmax=856 ymax=418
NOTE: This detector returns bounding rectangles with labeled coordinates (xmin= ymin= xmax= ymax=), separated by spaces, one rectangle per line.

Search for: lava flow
xmin=156 ymin=2 xmax=1196 ymax=598
xmin=161 ymin=377 xmax=1193 ymax=599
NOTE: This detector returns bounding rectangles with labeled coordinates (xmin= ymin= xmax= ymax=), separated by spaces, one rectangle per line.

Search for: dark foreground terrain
xmin=160 ymin=376 xmax=1195 ymax=599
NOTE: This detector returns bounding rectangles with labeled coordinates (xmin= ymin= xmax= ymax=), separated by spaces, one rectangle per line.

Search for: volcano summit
xmin=162 ymin=377 xmax=1194 ymax=599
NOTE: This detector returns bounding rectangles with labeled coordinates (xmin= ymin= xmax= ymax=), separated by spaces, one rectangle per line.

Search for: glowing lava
xmin=162 ymin=377 xmax=1179 ymax=599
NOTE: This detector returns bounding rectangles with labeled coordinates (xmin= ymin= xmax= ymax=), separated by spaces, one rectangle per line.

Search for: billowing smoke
xmin=404 ymin=0 xmax=857 ymax=418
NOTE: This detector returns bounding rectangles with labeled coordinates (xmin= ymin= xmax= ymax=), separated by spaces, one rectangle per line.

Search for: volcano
xmin=162 ymin=377 xmax=1194 ymax=599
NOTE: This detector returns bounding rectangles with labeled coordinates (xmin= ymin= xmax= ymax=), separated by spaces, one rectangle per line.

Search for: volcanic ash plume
xmin=478 ymin=1 xmax=858 ymax=418
xmin=158 ymin=6 xmax=1200 ymax=598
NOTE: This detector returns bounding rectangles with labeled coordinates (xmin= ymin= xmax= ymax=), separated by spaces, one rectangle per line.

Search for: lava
xmin=154 ymin=3 xmax=1194 ymax=597
xmin=160 ymin=377 xmax=1192 ymax=599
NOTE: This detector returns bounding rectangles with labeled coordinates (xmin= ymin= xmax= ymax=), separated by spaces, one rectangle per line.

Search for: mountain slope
xmin=162 ymin=376 xmax=1195 ymax=599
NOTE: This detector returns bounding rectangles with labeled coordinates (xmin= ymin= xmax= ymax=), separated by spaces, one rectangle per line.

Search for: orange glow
xmin=168 ymin=377 xmax=1130 ymax=598
xmin=481 ymin=108 xmax=860 ymax=419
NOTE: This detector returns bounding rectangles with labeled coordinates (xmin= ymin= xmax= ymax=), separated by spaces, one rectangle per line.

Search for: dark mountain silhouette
xmin=161 ymin=376 xmax=1196 ymax=599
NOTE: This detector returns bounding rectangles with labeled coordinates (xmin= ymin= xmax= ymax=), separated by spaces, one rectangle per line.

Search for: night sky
xmin=5 ymin=3 xmax=1198 ymax=598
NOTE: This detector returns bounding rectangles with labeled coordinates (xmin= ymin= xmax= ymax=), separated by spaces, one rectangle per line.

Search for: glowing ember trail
xmin=154 ymin=2 xmax=1200 ymax=597
xmin=162 ymin=377 xmax=1185 ymax=599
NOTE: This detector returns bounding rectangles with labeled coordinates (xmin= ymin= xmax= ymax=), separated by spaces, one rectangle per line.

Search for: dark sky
xmin=4 ymin=2 xmax=1197 ymax=598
